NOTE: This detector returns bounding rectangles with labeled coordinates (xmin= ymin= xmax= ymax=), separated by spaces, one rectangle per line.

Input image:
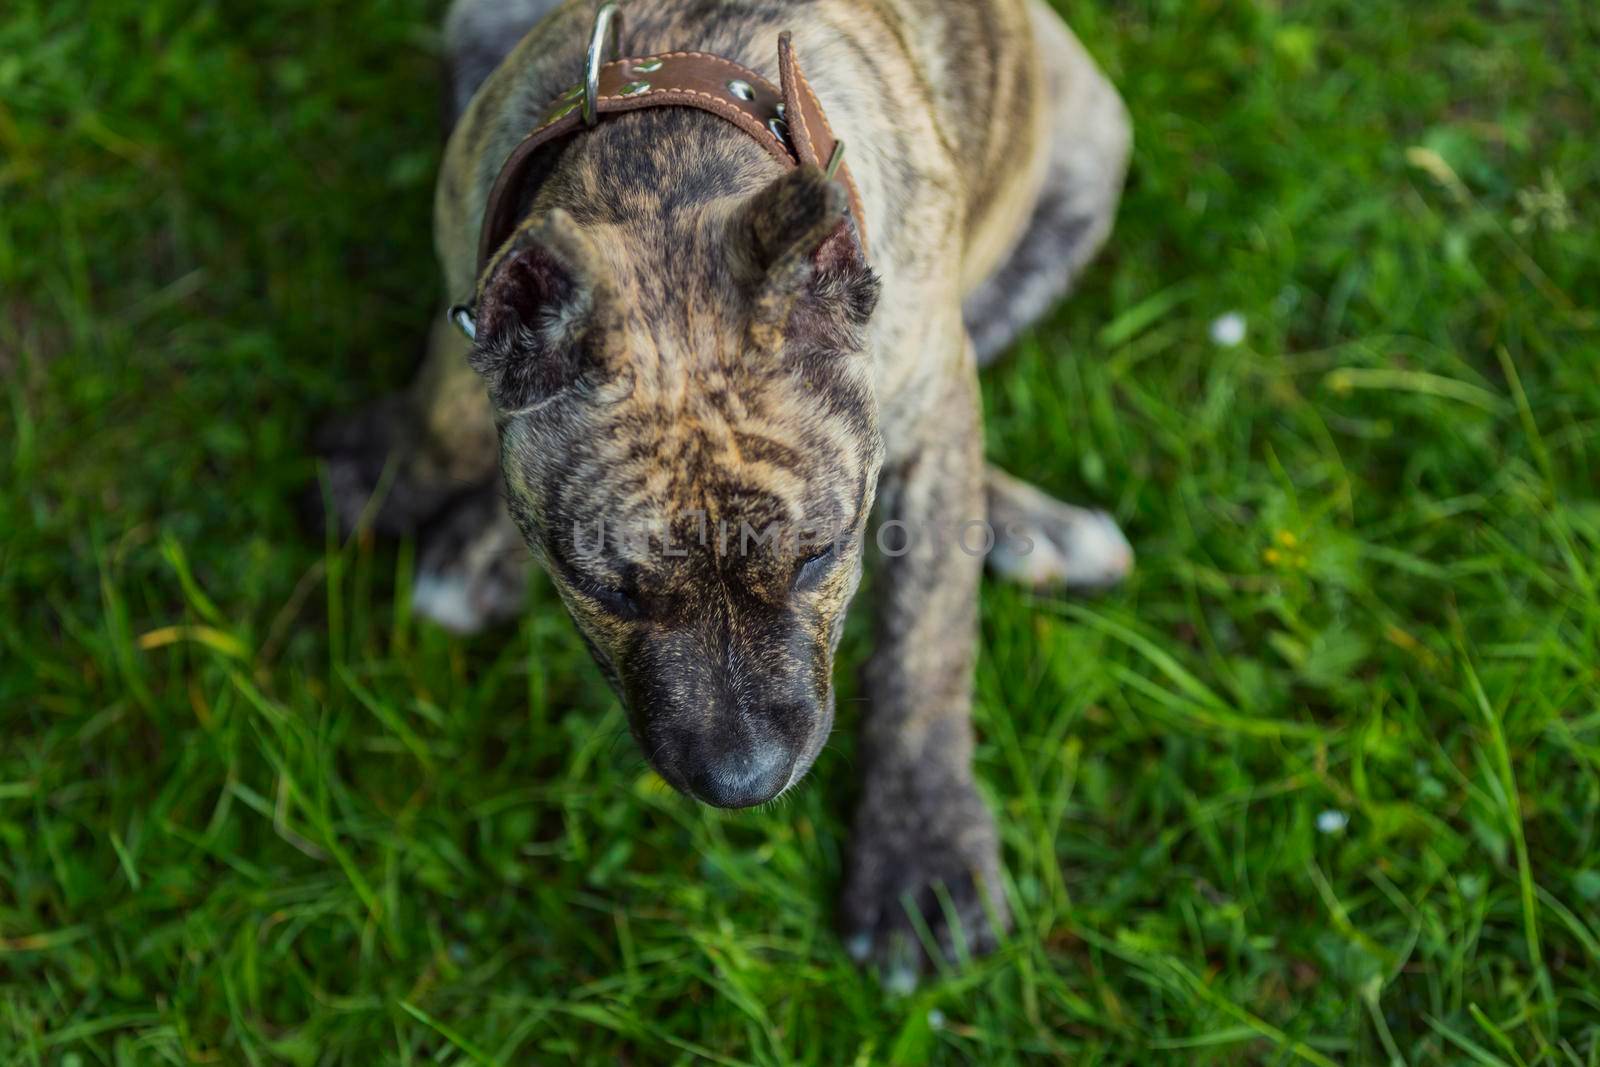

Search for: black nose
xmin=687 ymin=741 xmax=796 ymax=808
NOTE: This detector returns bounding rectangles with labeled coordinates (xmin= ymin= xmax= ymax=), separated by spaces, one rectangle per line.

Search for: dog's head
xmin=468 ymin=166 xmax=881 ymax=807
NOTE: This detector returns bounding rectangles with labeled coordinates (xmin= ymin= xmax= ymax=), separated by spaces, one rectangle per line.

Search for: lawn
xmin=4 ymin=0 xmax=1599 ymax=1062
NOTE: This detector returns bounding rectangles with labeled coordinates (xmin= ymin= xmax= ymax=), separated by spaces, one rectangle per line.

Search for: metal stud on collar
xmin=583 ymin=2 xmax=624 ymax=128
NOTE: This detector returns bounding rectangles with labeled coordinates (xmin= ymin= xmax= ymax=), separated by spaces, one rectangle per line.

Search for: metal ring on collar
xmin=449 ymin=303 xmax=477 ymax=341
xmin=584 ymin=2 xmax=624 ymax=128
xmin=825 ymin=140 xmax=846 ymax=180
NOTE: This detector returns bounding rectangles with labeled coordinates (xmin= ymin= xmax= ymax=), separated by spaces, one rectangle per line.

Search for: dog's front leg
xmin=843 ymin=347 xmax=1006 ymax=985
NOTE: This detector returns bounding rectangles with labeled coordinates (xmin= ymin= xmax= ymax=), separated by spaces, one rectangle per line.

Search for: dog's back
xmin=443 ymin=0 xmax=560 ymax=124
xmin=435 ymin=0 xmax=1049 ymax=332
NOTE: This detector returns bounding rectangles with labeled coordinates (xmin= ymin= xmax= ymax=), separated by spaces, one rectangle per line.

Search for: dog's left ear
xmin=744 ymin=166 xmax=879 ymax=346
xmin=469 ymin=209 xmax=619 ymax=411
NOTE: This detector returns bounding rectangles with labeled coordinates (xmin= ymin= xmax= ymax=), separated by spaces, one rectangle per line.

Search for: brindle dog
xmin=317 ymin=0 xmax=1131 ymax=979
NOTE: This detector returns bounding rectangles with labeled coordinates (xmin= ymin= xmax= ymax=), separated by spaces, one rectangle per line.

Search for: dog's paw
xmin=413 ymin=483 xmax=530 ymax=634
xmin=307 ymin=395 xmax=459 ymax=538
xmin=841 ymin=776 xmax=1009 ymax=989
xmin=990 ymin=505 xmax=1132 ymax=591
xmin=984 ymin=466 xmax=1132 ymax=591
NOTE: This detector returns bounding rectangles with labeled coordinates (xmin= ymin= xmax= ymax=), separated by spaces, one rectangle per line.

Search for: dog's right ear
xmin=742 ymin=166 xmax=878 ymax=353
xmin=469 ymin=209 xmax=615 ymax=411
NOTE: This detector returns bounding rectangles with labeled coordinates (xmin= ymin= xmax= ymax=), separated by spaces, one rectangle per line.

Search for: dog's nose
xmin=688 ymin=740 xmax=795 ymax=808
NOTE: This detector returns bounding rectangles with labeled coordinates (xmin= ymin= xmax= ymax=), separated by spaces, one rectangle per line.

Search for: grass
xmin=3 ymin=0 xmax=1599 ymax=1062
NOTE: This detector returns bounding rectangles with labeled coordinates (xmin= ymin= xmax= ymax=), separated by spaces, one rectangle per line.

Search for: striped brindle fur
xmin=317 ymin=0 xmax=1133 ymax=979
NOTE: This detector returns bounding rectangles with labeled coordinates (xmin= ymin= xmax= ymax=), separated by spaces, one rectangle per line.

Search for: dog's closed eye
xmin=793 ymin=542 xmax=839 ymax=591
xmin=546 ymin=545 xmax=642 ymax=618
xmin=578 ymin=578 xmax=640 ymax=617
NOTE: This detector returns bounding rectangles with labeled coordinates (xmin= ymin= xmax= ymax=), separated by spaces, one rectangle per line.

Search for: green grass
xmin=4 ymin=0 xmax=1599 ymax=1061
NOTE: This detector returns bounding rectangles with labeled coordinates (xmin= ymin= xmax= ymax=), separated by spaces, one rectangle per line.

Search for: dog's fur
xmin=317 ymin=0 xmax=1131 ymax=975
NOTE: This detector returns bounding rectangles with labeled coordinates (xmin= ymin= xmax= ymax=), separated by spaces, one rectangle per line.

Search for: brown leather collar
xmin=473 ymin=30 xmax=868 ymax=298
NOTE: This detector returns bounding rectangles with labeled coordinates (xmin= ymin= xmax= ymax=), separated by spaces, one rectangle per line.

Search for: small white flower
xmin=927 ymin=1009 xmax=946 ymax=1029
xmin=885 ymin=966 xmax=917 ymax=996
xmin=1316 ymin=809 xmax=1349 ymax=834
xmin=1209 ymin=311 xmax=1247 ymax=347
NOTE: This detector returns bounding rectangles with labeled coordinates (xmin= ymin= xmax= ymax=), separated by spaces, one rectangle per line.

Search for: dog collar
xmin=452 ymin=3 xmax=868 ymax=340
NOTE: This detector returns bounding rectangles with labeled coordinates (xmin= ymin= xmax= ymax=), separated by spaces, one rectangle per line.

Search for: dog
xmin=316 ymin=0 xmax=1131 ymax=977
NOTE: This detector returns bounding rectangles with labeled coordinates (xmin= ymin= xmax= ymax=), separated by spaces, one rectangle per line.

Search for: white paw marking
xmin=412 ymin=571 xmax=490 ymax=635
xmin=1069 ymin=510 xmax=1135 ymax=586
xmin=990 ymin=509 xmax=1133 ymax=590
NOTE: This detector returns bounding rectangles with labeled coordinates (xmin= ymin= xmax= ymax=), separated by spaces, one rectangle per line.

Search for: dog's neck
xmin=469 ymin=28 xmax=865 ymax=303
